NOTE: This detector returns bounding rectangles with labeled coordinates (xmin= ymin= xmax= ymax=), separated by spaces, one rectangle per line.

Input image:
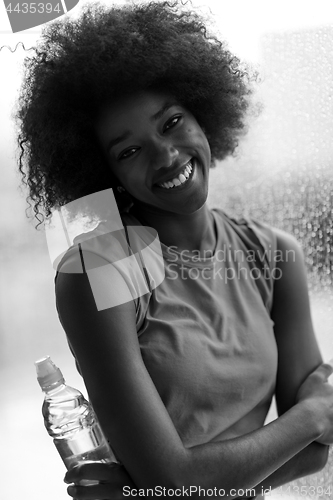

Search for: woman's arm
xmin=249 ymin=228 xmax=330 ymax=494
xmin=56 ymin=249 xmax=333 ymax=493
xmin=272 ymin=228 xmax=330 ymax=474
xmin=272 ymin=229 xmax=325 ymax=415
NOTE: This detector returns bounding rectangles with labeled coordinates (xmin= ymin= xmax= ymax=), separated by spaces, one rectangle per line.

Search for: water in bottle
xmin=35 ymin=356 xmax=117 ymax=479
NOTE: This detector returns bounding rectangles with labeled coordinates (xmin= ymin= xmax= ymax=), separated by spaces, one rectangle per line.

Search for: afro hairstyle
xmin=16 ymin=0 xmax=257 ymax=226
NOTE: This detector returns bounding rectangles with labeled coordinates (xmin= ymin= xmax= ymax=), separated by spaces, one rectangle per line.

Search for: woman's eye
xmin=164 ymin=115 xmax=182 ymax=132
xmin=118 ymin=148 xmax=139 ymax=160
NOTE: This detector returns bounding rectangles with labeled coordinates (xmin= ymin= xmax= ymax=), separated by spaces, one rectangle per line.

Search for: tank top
xmin=54 ymin=208 xmax=278 ymax=448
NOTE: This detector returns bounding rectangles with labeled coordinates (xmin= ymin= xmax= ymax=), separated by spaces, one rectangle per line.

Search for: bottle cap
xmin=35 ymin=356 xmax=65 ymax=390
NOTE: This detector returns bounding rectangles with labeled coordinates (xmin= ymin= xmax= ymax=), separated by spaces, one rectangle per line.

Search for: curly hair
xmin=15 ymin=0 xmax=257 ymax=227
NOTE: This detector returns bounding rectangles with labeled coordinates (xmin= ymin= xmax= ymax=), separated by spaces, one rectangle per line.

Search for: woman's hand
xmin=64 ymin=462 xmax=136 ymax=499
xmin=295 ymin=360 xmax=333 ymax=445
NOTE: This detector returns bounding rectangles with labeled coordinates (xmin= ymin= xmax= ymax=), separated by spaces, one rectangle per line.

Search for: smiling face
xmin=94 ymin=89 xmax=211 ymax=215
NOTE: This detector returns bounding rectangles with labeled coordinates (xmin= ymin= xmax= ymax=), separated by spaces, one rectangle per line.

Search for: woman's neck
xmin=129 ymin=202 xmax=216 ymax=258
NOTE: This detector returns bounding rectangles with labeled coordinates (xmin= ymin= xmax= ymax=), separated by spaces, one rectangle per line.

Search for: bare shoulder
xmin=271 ymin=226 xmax=302 ymax=255
xmin=55 ymin=247 xmax=138 ymax=359
xmin=269 ymin=226 xmax=309 ymax=317
xmin=56 ymin=246 xmax=134 ymax=306
xmin=55 ymin=246 xmax=120 ymax=280
xmin=269 ymin=226 xmax=306 ymax=287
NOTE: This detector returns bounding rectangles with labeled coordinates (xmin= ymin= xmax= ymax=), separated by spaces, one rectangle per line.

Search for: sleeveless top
xmin=54 ymin=208 xmax=278 ymax=448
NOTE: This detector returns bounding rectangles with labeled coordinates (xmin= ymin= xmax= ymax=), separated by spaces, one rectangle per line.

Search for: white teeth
xmin=157 ymin=160 xmax=194 ymax=189
xmin=172 ymin=178 xmax=181 ymax=186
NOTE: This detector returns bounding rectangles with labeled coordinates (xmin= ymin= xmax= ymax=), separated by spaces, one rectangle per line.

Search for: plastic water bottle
xmin=35 ymin=356 xmax=117 ymax=483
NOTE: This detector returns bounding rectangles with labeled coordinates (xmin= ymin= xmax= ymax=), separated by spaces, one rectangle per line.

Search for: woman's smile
xmin=153 ymin=157 xmax=195 ymax=191
xmin=94 ymin=89 xmax=211 ymax=214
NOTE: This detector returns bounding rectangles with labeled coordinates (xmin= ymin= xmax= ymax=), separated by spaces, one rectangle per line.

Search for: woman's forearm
xmin=249 ymin=442 xmax=329 ymax=496
xmin=180 ymin=402 xmax=322 ymax=492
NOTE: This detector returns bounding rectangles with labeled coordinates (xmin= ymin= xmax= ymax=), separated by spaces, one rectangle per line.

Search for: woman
xmin=16 ymin=1 xmax=333 ymax=498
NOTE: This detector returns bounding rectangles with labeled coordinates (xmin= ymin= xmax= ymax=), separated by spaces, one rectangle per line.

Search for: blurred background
xmin=0 ymin=0 xmax=332 ymax=498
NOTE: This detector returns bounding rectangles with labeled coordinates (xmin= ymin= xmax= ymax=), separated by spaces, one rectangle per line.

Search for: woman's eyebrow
xmin=151 ymin=101 xmax=179 ymax=121
xmin=107 ymin=131 xmax=131 ymax=153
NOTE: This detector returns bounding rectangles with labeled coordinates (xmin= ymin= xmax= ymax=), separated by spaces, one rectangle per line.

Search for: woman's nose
xmin=152 ymin=142 xmax=180 ymax=170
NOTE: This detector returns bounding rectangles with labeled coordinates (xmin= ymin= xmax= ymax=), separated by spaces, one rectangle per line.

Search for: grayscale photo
xmin=0 ymin=1 xmax=332 ymax=499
